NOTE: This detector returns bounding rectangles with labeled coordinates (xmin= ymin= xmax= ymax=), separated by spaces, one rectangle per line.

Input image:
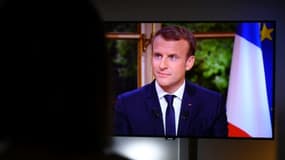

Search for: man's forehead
xmin=153 ymin=36 xmax=189 ymax=47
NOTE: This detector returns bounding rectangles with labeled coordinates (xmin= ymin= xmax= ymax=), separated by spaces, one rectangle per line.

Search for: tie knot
xmin=164 ymin=95 xmax=175 ymax=105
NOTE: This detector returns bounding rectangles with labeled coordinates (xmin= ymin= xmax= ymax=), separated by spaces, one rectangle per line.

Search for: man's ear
xmin=185 ymin=56 xmax=195 ymax=71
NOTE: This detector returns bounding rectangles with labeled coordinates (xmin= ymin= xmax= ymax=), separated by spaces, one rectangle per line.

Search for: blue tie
xmin=164 ymin=95 xmax=176 ymax=137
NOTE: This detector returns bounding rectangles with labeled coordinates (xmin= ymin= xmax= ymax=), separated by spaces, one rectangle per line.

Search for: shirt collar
xmin=155 ymin=80 xmax=185 ymax=100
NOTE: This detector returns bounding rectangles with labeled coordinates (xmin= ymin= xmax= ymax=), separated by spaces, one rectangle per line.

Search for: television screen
xmin=105 ymin=22 xmax=274 ymax=139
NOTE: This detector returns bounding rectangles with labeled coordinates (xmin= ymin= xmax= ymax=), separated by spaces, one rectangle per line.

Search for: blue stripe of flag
xmin=236 ymin=22 xmax=261 ymax=48
xmin=260 ymin=22 xmax=274 ymax=120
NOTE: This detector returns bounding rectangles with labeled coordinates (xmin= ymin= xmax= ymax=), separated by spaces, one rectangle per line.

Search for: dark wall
xmin=94 ymin=0 xmax=285 ymax=160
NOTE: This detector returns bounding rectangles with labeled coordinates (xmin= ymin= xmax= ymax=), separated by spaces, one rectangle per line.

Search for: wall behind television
xmin=94 ymin=0 xmax=285 ymax=159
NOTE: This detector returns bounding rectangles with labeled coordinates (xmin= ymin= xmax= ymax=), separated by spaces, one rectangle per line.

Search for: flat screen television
xmin=105 ymin=21 xmax=275 ymax=139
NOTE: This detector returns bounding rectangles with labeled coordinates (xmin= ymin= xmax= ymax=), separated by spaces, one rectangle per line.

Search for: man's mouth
xmin=157 ymin=72 xmax=171 ymax=78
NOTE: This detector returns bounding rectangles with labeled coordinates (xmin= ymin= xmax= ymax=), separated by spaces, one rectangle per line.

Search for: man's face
xmin=152 ymin=35 xmax=195 ymax=93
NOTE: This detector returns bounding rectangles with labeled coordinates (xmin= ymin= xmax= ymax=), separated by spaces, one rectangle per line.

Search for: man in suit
xmin=114 ymin=25 xmax=228 ymax=138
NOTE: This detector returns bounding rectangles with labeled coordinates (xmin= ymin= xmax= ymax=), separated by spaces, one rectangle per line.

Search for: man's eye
xmin=169 ymin=55 xmax=177 ymax=61
xmin=154 ymin=54 xmax=162 ymax=59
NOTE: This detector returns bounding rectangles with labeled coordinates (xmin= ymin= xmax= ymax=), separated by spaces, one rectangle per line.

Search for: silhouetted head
xmin=1 ymin=0 xmax=112 ymax=155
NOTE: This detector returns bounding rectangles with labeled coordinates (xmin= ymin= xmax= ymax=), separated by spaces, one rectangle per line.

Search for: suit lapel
xmin=178 ymin=82 xmax=200 ymax=136
xmin=144 ymin=81 xmax=164 ymax=136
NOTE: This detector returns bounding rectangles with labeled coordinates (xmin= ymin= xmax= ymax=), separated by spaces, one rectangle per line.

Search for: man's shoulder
xmin=186 ymin=81 xmax=221 ymax=97
xmin=186 ymin=81 xmax=225 ymax=107
xmin=117 ymin=82 xmax=153 ymax=99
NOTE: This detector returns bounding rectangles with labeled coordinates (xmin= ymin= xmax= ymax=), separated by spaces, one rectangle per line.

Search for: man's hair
xmin=153 ymin=25 xmax=196 ymax=57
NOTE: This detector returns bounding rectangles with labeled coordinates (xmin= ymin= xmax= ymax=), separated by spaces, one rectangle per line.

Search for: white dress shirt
xmin=155 ymin=80 xmax=185 ymax=135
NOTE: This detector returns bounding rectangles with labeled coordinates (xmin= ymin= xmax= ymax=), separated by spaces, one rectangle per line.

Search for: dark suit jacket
xmin=114 ymin=80 xmax=228 ymax=138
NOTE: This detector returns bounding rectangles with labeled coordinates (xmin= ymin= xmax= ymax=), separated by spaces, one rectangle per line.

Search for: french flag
xmin=226 ymin=22 xmax=273 ymax=138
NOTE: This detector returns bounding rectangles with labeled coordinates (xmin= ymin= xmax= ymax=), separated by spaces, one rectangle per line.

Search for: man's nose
xmin=159 ymin=58 xmax=168 ymax=69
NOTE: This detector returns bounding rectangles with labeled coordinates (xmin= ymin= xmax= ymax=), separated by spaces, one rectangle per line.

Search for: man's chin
xmin=156 ymin=79 xmax=171 ymax=88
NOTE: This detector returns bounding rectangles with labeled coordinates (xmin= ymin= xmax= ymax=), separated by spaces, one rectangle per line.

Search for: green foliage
xmin=113 ymin=40 xmax=137 ymax=78
xmin=107 ymin=39 xmax=137 ymax=78
xmin=106 ymin=38 xmax=138 ymax=95
xmin=187 ymin=39 xmax=233 ymax=95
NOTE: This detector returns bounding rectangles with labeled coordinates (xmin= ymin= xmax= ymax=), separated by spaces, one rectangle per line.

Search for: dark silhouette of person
xmin=0 ymin=0 xmax=128 ymax=159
